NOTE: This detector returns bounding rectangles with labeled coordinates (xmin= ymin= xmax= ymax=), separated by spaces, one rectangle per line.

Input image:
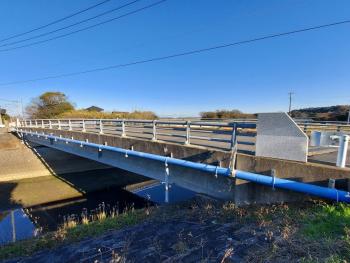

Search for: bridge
xmin=14 ymin=113 xmax=350 ymax=204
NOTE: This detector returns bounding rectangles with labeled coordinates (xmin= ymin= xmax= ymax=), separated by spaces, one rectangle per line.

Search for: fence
xmin=17 ymin=119 xmax=257 ymax=151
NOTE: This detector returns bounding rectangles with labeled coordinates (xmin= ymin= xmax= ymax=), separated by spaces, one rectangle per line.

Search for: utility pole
xmin=20 ymin=98 xmax=24 ymax=118
xmin=288 ymin=92 xmax=294 ymax=115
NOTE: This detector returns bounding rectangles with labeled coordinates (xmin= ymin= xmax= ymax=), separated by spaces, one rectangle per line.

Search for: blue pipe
xmin=235 ymin=170 xmax=350 ymax=203
xmin=22 ymin=130 xmax=350 ymax=203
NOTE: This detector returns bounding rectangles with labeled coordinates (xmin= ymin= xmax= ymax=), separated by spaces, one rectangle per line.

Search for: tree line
xmin=26 ymin=92 xmax=158 ymax=119
xmin=200 ymin=110 xmax=256 ymax=119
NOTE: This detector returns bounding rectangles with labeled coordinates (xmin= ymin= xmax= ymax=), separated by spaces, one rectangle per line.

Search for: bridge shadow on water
xmin=0 ymin=182 xmax=20 ymax=211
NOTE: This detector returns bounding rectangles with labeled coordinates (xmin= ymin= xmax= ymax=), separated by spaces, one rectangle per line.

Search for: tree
xmin=200 ymin=109 xmax=255 ymax=119
xmin=26 ymin=92 xmax=74 ymax=118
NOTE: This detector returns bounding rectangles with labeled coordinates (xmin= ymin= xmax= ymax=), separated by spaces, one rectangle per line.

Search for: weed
xmin=302 ymin=203 xmax=350 ymax=239
xmin=0 ymin=208 xmax=150 ymax=261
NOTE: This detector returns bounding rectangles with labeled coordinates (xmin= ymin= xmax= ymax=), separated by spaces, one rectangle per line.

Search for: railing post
xmin=29 ymin=120 xmax=32 ymax=127
xmin=185 ymin=121 xmax=190 ymax=145
xmin=68 ymin=119 xmax=72 ymax=131
xmin=41 ymin=120 xmax=44 ymax=128
xmin=303 ymin=123 xmax=308 ymax=133
xmin=152 ymin=120 xmax=157 ymax=141
xmin=336 ymin=135 xmax=349 ymax=168
xmin=230 ymin=123 xmax=237 ymax=151
xmin=35 ymin=120 xmax=38 ymax=128
xmin=58 ymin=120 xmax=61 ymax=130
xmin=99 ymin=119 xmax=104 ymax=134
xmin=49 ymin=120 xmax=52 ymax=129
xmin=82 ymin=120 xmax=86 ymax=132
xmin=121 ymin=120 xmax=126 ymax=137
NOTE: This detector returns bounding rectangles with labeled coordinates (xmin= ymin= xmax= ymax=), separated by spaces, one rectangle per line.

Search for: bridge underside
xmin=22 ymin=131 xmax=236 ymax=200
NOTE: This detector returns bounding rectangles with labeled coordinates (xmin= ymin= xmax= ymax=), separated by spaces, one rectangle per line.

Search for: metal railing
xmin=161 ymin=118 xmax=350 ymax=133
xmin=296 ymin=122 xmax=350 ymax=134
xmin=17 ymin=119 xmax=257 ymax=151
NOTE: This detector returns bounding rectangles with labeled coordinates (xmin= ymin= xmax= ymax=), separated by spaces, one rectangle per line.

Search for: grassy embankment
xmin=0 ymin=206 xmax=151 ymax=260
xmin=0 ymin=200 xmax=349 ymax=261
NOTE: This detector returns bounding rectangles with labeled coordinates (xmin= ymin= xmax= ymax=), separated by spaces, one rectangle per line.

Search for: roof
xmin=85 ymin=106 xmax=104 ymax=112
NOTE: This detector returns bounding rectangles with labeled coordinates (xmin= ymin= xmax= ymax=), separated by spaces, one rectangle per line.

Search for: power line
xmin=0 ymin=0 xmax=167 ymax=52
xmin=0 ymin=0 xmax=112 ymax=44
xmin=0 ymin=0 xmax=142 ymax=48
xmin=0 ymin=19 xmax=349 ymax=86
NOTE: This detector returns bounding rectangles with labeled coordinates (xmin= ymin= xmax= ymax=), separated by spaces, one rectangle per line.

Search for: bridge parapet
xmin=17 ymin=118 xmax=256 ymax=153
xmin=17 ymin=118 xmax=350 ymax=164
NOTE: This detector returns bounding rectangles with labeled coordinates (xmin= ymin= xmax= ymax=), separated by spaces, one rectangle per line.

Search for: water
xmin=0 ymin=181 xmax=195 ymax=245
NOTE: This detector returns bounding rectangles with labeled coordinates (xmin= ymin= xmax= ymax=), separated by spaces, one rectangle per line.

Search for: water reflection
xmin=0 ymin=209 xmax=36 ymax=244
xmin=134 ymin=182 xmax=196 ymax=204
xmin=0 ymin=182 xmax=195 ymax=245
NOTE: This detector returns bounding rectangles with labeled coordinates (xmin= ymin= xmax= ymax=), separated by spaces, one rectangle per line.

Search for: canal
xmin=0 ymin=175 xmax=195 ymax=245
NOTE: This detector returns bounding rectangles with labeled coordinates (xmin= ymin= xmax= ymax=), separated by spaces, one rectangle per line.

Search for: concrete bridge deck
xmin=15 ymin=125 xmax=350 ymax=205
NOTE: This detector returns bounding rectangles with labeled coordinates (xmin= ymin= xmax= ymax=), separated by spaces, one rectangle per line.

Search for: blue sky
xmin=0 ymin=0 xmax=349 ymax=117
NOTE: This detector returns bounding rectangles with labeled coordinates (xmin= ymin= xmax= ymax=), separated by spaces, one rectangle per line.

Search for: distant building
xmin=85 ymin=106 xmax=104 ymax=112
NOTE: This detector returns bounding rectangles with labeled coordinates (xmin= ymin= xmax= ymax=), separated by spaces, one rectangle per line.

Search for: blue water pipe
xmin=235 ymin=170 xmax=350 ymax=203
xmin=21 ymin=130 xmax=350 ymax=203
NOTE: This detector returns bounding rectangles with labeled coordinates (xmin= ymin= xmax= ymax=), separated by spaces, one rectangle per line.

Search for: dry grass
xmin=1 ymin=198 xmax=349 ymax=262
xmin=59 ymin=110 xmax=157 ymax=120
xmin=0 ymin=205 xmax=152 ymax=261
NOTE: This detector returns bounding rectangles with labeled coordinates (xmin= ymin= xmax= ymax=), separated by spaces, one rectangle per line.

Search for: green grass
xmin=302 ymin=203 xmax=350 ymax=239
xmin=0 ymin=209 xmax=149 ymax=261
xmin=300 ymin=203 xmax=350 ymax=262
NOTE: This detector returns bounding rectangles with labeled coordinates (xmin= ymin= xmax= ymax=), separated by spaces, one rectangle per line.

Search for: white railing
xmin=17 ymin=119 xmax=257 ymax=151
xmin=296 ymin=122 xmax=350 ymax=133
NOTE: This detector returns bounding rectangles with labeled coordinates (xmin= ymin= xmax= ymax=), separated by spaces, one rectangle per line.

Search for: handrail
xmin=17 ymin=118 xmax=350 ymax=150
xmin=17 ymin=118 xmax=257 ymax=151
